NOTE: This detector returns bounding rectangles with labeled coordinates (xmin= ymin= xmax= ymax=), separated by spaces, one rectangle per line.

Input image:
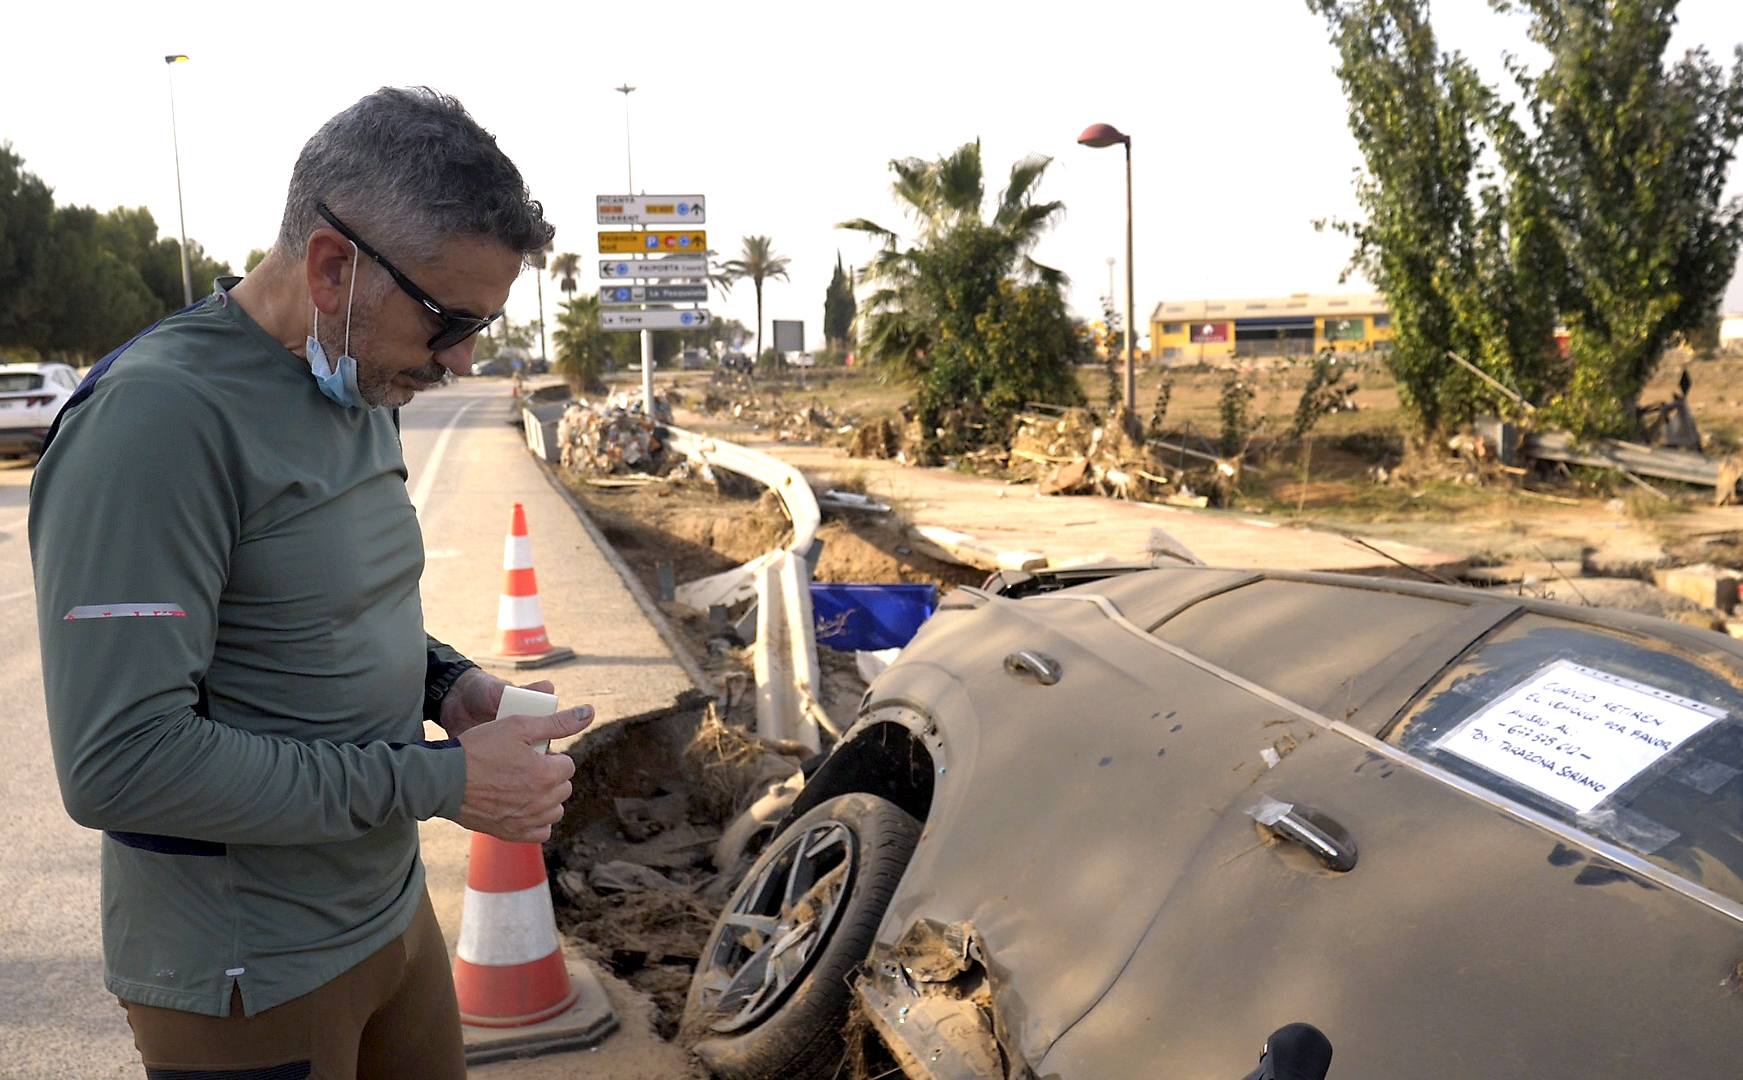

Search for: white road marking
xmin=410 ymin=397 xmax=487 ymax=516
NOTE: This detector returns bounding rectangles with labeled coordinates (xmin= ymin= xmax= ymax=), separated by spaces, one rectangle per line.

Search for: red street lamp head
xmin=1077 ymin=123 xmax=1129 ymax=148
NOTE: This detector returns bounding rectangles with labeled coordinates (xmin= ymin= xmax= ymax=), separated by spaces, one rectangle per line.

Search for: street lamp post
xmin=164 ymin=54 xmax=193 ymax=307
xmin=1078 ymin=122 xmax=1137 ymax=437
xmin=615 ymin=83 xmax=654 ymax=411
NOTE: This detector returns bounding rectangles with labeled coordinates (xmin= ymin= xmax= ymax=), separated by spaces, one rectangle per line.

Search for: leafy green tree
xmin=0 ymin=143 xmax=55 ymax=351
xmin=823 ymin=253 xmax=856 ymax=350
xmin=717 ymin=236 xmax=791 ymax=363
xmin=245 ymin=248 xmax=269 ymax=273
xmin=1 ymin=145 xmax=231 ymax=359
xmin=1313 ymin=0 xmax=1743 ymax=441
xmin=1311 ymin=0 xmax=1544 ymax=437
xmin=552 ymin=294 xmax=610 ymax=394
xmin=1503 ymin=0 xmax=1743 ymax=435
xmin=840 ymin=140 xmax=1083 ymax=455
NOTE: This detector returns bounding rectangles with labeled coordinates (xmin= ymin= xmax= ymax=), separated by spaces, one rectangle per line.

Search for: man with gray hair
xmin=31 ymin=87 xmax=581 ymax=1078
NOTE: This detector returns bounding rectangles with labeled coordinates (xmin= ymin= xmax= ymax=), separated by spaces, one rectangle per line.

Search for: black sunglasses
xmin=315 ymin=203 xmax=503 ymax=351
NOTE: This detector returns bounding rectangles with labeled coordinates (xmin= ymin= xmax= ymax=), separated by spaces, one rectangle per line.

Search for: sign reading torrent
xmin=596 ymin=195 xmax=706 ymax=225
xmin=1436 ymin=660 xmax=1725 ymax=812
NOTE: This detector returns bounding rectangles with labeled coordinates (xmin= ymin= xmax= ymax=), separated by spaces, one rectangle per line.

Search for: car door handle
xmin=1003 ymin=650 xmax=1061 ymax=685
xmin=1248 ymin=795 xmax=1358 ymax=873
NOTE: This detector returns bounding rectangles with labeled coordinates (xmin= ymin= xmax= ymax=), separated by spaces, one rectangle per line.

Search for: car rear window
xmin=1388 ymin=614 xmax=1743 ymax=904
xmin=0 ymin=374 xmax=44 ymax=392
xmin=1153 ymin=579 xmax=1470 ymax=715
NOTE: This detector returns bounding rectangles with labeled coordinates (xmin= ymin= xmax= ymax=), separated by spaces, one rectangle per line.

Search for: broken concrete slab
xmin=1653 ymin=563 xmax=1739 ymax=614
xmin=908 ymin=524 xmax=1048 ymax=572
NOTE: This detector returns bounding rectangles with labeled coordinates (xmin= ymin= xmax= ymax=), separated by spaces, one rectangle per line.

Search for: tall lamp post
xmin=1078 ymin=122 xmax=1136 ymax=436
xmin=164 ymin=54 xmax=194 ymax=306
xmin=615 ymin=83 xmax=654 ymax=410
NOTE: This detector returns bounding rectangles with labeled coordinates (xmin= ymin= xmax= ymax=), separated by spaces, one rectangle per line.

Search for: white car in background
xmin=0 ymin=363 xmax=79 ymax=457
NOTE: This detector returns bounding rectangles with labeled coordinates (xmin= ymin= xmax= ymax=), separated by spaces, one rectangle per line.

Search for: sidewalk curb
xmin=533 ymin=457 xmax=719 ymax=703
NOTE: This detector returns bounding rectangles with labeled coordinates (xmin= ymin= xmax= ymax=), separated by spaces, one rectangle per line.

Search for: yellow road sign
xmin=597 ymin=230 xmax=707 ymax=254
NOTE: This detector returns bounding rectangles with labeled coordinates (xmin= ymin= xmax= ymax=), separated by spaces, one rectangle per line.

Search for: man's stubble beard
xmin=315 ymin=290 xmax=445 ymax=409
xmin=355 ymin=352 xmax=445 ymax=409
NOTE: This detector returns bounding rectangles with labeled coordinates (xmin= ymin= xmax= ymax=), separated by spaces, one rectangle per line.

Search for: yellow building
xmin=1149 ymin=292 xmax=1393 ymax=363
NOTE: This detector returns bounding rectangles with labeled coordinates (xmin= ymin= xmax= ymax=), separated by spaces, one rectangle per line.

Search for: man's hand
xmin=439 ymin=668 xmax=554 ymax=739
xmin=454 ymin=705 xmax=594 ymax=843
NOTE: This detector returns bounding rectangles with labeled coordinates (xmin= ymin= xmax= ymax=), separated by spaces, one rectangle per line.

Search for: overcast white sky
xmin=4 ymin=0 xmax=1742 ymax=346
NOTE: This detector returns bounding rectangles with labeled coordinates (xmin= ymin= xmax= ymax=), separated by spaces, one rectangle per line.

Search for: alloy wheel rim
xmin=694 ymin=820 xmax=857 ymax=1033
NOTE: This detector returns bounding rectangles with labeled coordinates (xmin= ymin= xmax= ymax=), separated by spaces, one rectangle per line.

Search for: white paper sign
xmin=1436 ymin=660 xmax=1725 ymax=812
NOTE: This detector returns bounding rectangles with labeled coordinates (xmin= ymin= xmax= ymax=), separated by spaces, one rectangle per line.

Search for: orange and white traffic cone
xmin=453 ymin=830 xmax=619 ymax=1059
xmin=454 ymin=833 xmax=578 ymax=1027
xmin=481 ymin=504 xmax=574 ymax=670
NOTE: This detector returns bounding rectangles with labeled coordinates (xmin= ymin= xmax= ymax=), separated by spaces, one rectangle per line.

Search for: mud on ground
xmin=551 ymin=703 xmax=818 ymax=1051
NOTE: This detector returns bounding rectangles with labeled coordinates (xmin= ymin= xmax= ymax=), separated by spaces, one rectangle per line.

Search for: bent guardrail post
xmin=665 ymin=426 xmax=833 ymax=751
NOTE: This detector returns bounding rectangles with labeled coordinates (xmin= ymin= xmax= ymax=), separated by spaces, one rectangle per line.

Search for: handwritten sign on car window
xmin=1436 ymin=660 xmax=1725 ymax=813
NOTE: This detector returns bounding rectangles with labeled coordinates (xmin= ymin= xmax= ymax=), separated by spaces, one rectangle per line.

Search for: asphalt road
xmin=0 ymin=456 xmax=132 ymax=1077
xmin=0 ymin=376 xmax=568 ymax=1077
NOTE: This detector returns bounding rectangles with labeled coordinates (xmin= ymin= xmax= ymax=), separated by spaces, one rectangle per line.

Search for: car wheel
xmin=684 ymin=792 xmax=921 ymax=1080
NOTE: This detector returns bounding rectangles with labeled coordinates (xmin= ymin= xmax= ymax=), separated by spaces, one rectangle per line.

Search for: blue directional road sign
xmin=598 ymin=256 xmax=709 ymax=280
xmin=600 ymin=284 xmax=710 ymax=305
xmin=601 ymin=308 xmax=711 ymax=331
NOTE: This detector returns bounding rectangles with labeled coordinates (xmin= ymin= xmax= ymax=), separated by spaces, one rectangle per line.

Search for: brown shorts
xmin=123 ymin=891 xmax=465 ymax=1080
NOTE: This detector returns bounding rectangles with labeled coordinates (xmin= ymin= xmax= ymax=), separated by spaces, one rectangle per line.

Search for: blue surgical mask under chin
xmin=305 ymin=334 xmax=366 ymax=409
xmin=305 ymin=240 xmax=377 ymax=411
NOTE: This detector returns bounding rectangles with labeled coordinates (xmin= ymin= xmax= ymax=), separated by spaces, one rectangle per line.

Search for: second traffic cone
xmin=482 ymin=504 xmax=574 ymax=669
xmin=453 ymin=832 xmax=579 ymax=1027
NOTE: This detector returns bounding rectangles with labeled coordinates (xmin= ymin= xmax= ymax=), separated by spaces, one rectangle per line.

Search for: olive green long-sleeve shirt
xmin=30 ymin=284 xmax=468 ymax=1017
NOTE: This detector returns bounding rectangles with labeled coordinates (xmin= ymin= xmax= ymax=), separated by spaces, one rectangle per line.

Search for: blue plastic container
xmin=810 ymin=583 xmax=939 ymax=651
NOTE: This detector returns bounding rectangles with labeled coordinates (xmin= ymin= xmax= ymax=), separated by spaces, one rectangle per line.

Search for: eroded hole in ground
xmin=551 ymin=705 xmax=815 ymax=1041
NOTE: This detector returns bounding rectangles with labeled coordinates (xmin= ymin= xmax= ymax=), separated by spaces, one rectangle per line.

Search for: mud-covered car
xmin=684 ymin=564 xmax=1743 ymax=1079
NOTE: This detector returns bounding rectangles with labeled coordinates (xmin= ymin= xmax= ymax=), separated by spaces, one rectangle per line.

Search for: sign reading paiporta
xmin=601 ymin=308 xmax=711 ymax=331
xmin=596 ymin=195 xmax=706 ymax=225
xmin=598 ymin=230 xmax=707 ymax=254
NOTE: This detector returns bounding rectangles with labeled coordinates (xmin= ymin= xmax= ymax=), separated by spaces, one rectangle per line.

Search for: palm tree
xmin=839 ymin=140 xmax=1065 ymax=380
xmin=549 ymin=252 xmax=581 ymax=299
xmin=717 ymin=236 xmax=791 ymax=364
xmin=552 ymin=292 xmax=610 ymax=395
xmin=528 ymin=241 xmax=553 ymax=368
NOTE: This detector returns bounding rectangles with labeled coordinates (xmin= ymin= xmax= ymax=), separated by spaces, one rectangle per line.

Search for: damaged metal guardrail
xmin=663 ymin=425 xmax=836 ymax=753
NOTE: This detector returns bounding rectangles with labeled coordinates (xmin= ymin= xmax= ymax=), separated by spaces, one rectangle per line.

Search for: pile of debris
xmin=847 ymin=411 xmax=920 ymax=462
xmin=1007 ymin=407 xmax=1183 ymax=501
xmin=557 ymin=392 xmax=674 ymax=474
xmin=698 ymin=390 xmax=853 ymax=443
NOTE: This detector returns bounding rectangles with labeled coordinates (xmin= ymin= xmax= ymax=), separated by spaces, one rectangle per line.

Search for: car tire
xmin=684 ymin=792 xmax=922 ymax=1080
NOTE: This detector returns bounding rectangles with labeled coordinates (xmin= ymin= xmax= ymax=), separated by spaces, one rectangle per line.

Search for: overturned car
xmin=683 ymin=564 xmax=1743 ymax=1078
